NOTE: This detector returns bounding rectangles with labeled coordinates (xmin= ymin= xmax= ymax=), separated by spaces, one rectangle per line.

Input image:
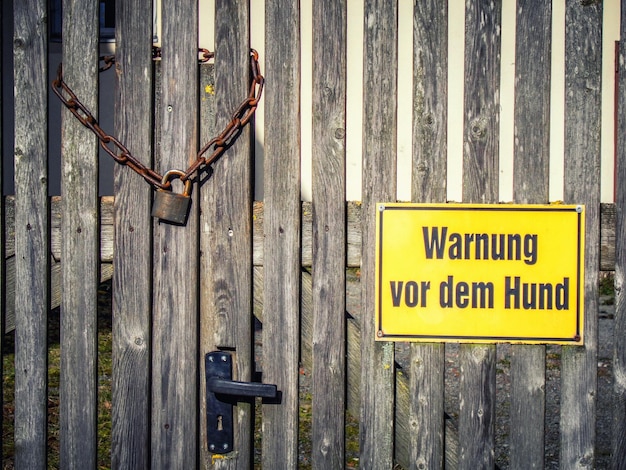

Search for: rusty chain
xmin=52 ymin=46 xmax=263 ymax=191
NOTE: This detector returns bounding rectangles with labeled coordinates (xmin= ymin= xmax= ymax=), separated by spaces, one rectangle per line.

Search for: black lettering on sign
xmin=389 ymin=281 xmax=431 ymax=308
xmin=422 ymin=227 xmax=538 ymax=264
xmin=390 ymin=281 xmax=404 ymax=307
xmin=504 ymin=276 xmax=569 ymax=310
xmin=439 ymin=276 xmax=494 ymax=309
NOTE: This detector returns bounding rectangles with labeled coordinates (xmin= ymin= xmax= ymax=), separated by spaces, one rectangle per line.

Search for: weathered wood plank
xmin=198 ymin=63 xmax=221 ymax=469
xmin=613 ymin=4 xmax=626 ymax=465
xmin=2 ymin=196 xmax=618 ymax=271
xmin=360 ymin=0 xmax=397 ymax=467
xmin=111 ymin=0 xmax=153 ymax=467
xmin=1 ymin=198 xmax=618 ymax=336
xmin=561 ymin=0 xmax=602 ymax=467
xmin=601 ymin=202 xmax=615 ymax=272
xmin=4 ymin=197 xmax=112 ymax=334
xmin=509 ymin=0 xmax=551 ymax=467
xmin=201 ymin=1 xmax=254 ymax=466
xmin=50 ymin=196 xmax=114 ymax=263
xmin=311 ymin=0 xmax=347 ymax=467
xmin=459 ymin=0 xmax=501 ymax=467
xmin=0 ymin=8 xmax=4 ymax=459
xmin=409 ymin=0 xmax=448 ymax=467
xmin=256 ymin=201 xmax=619 ymax=269
xmin=263 ymin=0 xmax=301 ymax=466
xmin=513 ymin=0 xmax=552 ymax=203
xmin=255 ymin=266 xmax=460 ymax=469
xmin=254 ymin=201 xmax=362 ymax=267
xmin=150 ymin=0 xmax=199 ymax=466
xmin=13 ymin=0 xmax=48 ymax=466
xmin=412 ymin=0 xmax=448 ymax=204
xmin=59 ymin=0 xmax=100 ymax=466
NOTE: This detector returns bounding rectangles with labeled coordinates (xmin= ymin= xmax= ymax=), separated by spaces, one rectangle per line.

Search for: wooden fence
xmin=4 ymin=0 xmax=626 ymax=469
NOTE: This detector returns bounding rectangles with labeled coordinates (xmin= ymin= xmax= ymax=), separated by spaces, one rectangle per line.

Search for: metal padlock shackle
xmin=161 ymin=169 xmax=193 ymax=196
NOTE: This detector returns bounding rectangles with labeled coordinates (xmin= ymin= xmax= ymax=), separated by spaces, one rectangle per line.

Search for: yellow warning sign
xmin=375 ymin=203 xmax=585 ymax=344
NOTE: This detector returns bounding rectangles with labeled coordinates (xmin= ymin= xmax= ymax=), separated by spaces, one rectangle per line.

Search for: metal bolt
xmin=223 ymin=443 xmax=229 ymax=450
xmin=167 ymin=105 xmax=173 ymax=112
xmin=576 ymin=205 xmax=583 ymax=213
xmin=379 ymin=204 xmax=385 ymax=212
xmin=221 ymin=355 xmax=228 ymax=362
xmin=209 ymin=444 xmax=215 ymax=451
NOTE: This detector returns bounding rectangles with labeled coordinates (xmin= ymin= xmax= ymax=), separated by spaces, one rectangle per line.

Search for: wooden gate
xmin=5 ymin=0 xmax=626 ymax=468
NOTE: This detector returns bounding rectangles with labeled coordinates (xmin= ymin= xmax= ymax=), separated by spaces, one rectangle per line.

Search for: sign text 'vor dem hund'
xmin=375 ymin=203 xmax=585 ymax=345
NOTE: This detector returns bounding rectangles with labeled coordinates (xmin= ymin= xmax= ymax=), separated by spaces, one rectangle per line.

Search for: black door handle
xmin=207 ymin=376 xmax=277 ymax=399
xmin=205 ymin=351 xmax=278 ymax=454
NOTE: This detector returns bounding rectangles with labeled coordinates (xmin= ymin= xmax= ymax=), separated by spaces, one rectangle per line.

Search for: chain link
xmin=52 ymin=47 xmax=263 ymax=191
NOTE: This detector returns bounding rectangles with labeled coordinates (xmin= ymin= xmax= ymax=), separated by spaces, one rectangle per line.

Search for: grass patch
xmin=2 ymin=282 xmax=113 ymax=469
xmin=599 ymin=272 xmax=615 ymax=297
xmin=3 ymin=281 xmax=361 ymax=467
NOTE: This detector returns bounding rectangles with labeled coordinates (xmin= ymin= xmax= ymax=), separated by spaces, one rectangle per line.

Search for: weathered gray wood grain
xmin=254 ymin=266 xmax=460 ymax=469
xmin=252 ymin=200 xmax=617 ymax=269
xmin=150 ymin=0 xmax=199 ymax=467
xmin=111 ymin=0 xmax=153 ymax=467
xmin=602 ymin=202 xmax=616 ymax=272
xmin=200 ymin=1 xmax=254 ymax=466
xmin=613 ymin=7 xmax=626 ymax=466
xmin=409 ymin=1 xmax=448 ymax=467
xmin=509 ymin=0 xmax=551 ymax=467
xmin=412 ymin=0 xmax=448 ymax=204
xmin=513 ymin=0 xmax=551 ymax=203
xmin=614 ymin=8 xmax=626 ymax=466
xmin=198 ymin=63 xmax=222 ymax=470
xmin=3 ymin=198 xmax=616 ymax=336
xmin=459 ymin=0 xmax=501 ymax=467
xmin=561 ymin=1 xmax=602 ymax=467
xmin=360 ymin=0 xmax=397 ymax=467
xmin=0 ymin=9 xmax=4 ymax=459
xmin=253 ymin=201 xmax=361 ymax=267
xmin=1 ymin=196 xmax=619 ymax=272
xmin=58 ymin=0 xmax=100 ymax=467
xmin=263 ymin=0 xmax=301 ymax=467
xmin=13 ymin=1 xmax=48 ymax=467
xmin=311 ymin=0 xmax=347 ymax=468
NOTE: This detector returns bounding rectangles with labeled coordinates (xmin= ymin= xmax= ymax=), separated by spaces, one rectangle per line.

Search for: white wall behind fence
xmin=205 ymin=0 xmax=619 ymax=203
xmin=1 ymin=0 xmax=620 ymax=202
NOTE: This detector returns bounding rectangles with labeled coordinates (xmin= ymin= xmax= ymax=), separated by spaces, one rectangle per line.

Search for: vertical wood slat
xmin=509 ymin=0 xmax=551 ymax=467
xmin=59 ymin=0 xmax=100 ymax=466
xmin=198 ymin=63 xmax=220 ymax=469
xmin=561 ymin=0 xmax=602 ymax=467
xmin=360 ymin=0 xmax=397 ymax=467
xmin=613 ymin=1 xmax=626 ymax=465
xmin=409 ymin=0 xmax=448 ymax=467
xmin=0 ymin=5 xmax=3 ymax=465
xmin=111 ymin=0 xmax=153 ymax=467
xmin=201 ymin=1 xmax=253 ymax=467
xmin=263 ymin=0 xmax=301 ymax=467
xmin=459 ymin=0 xmax=501 ymax=467
xmin=311 ymin=0 xmax=347 ymax=467
xmin=150 ymin=0 xmax=198 ymax=467
xmin=0 ymin=5 xmax=3 ymax=460
xmin=13 ymin=0 xmax=48 ymax=467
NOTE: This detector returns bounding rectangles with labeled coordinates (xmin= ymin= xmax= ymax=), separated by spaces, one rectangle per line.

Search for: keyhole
xmin=217 ymin=415 xmax=223 ymax=431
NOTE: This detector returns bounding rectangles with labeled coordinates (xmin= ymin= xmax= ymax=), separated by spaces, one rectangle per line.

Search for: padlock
xmin=151 ymin=170 xmax=193 ymax=224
